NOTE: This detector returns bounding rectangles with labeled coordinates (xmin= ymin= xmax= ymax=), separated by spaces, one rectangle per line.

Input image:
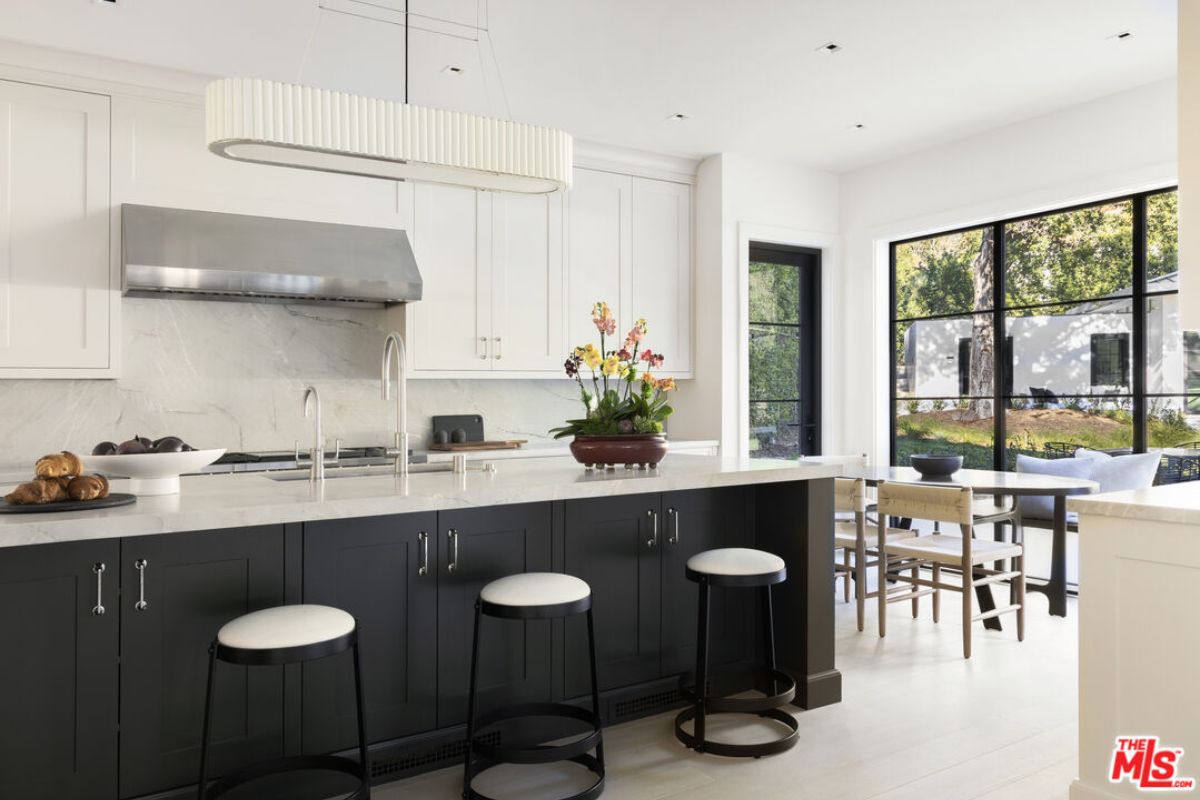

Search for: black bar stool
xmin=464 ymin=572 xmax=604 ymax=800
xmin=197 ymin=604 xmax=369 ymax=800
xmin=673 ymin=547 xmax=799 ymax=758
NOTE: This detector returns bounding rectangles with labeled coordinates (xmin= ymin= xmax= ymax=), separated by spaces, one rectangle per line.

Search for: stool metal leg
xmin=463 ymin=600 xmax=483 ymax=796
xmin=761 ymin=585 xmax=777 ymax=697
xmin=351 ymin=629 xmax=371 ymax=796
xmin=585 ymin=608 xmax=605 ymax=773
xmin=196 ymin=642 xmax=218 ymax=800
xmin=694 ymin=577 xmax=711 ymax=751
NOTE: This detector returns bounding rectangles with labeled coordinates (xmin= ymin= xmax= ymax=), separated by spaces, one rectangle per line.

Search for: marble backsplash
xmin=0 ymin=298 xmax=583 ymax=468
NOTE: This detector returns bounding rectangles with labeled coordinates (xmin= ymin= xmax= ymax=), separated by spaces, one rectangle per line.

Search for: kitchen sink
xmin=264 ymin=461 xmax=479 ymax=481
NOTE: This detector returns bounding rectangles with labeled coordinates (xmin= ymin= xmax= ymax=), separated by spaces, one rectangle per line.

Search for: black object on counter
xmin=0 ymin=493 xmax=137 ymax=514
xmin=432 ymin=415 xmax=484 ymax=445
xmin=909 ymin=453 xmax=964 ymax=478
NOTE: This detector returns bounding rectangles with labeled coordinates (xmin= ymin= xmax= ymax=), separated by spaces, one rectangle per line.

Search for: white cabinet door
xmin=0 ymin=81 xmax=111 ymax=376
xmin=491 ymin=192 xmax=565 ymax=372
xmin=410 ymin=183 xmax=492 ymax=371
xmin=630 ymin=178 xmax=692 ymax=374
xmin=566 ymin=169 xmax=631 ymax=350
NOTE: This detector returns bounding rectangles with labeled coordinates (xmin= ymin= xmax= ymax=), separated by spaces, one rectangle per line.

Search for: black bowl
xmin=910 ymin=453 xmax=964 ymax=478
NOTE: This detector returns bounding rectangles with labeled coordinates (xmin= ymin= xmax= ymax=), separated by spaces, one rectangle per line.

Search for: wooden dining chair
xmin=876 ymin=481 xmax=1026 ymax=658
xmin=833 ymin=478 xmax=917 ymax=633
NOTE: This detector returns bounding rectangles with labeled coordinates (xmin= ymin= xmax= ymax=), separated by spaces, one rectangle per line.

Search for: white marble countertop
xmin=417 ymin=439 xmax=719 ymax=463
xmin=1068 ymin=482 xmax=1200 ymax=526
xmin=0 ymin=455 xmax=840 ymax=549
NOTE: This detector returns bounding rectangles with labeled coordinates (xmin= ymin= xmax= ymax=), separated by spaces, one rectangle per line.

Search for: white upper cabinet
xmin=566 ymin=168 xmax=693 ymax=376
xmin=407 ymin=184 xmax=565 ymax=375
xmin=0 ymin=80 xmax=113 ymax=377
xmin=490 ymin=192 xmax=565 ymax=371
xmin=410 ymin=182 xmax=492 ymax=372
xmin=630 ymin=177 xmax=692 ymax=374
xmin=566 ymin=169 xmax=631 ymax=350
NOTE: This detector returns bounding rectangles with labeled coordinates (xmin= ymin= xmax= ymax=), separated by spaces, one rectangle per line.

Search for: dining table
xmin=840 ymin=465 xmax=1098 ymax=629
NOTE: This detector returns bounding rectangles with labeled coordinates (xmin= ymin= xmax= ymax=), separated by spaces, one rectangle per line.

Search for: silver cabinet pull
xmin=418 ymin=531 xmax=429 ymax=577
xmin=478 ymin=337 xmax=488 ymax=360
xmin=447 ymin=529 xmax=459 ymax=573
xmin=667 ymin=507 xmax=680 ymax=545
xmin=134 ymin=559 xmax=149 ymax=611
xmin=493 ymin=336 xmax=503 ymax=360
xmin=646 ymin=509 xmax=658 ymax=548
xmin=92 ymin=562 xmax=106 ymax=616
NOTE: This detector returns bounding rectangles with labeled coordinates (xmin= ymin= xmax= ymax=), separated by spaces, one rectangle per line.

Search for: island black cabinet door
xmin=302 ymin=512 xmax=438 ymax=753
xmin=436 ymin=503 xmax=553 ymax=728
xmin=660 ymin=487 xmax=755 ymax=676
xmin=0 ymin=540 xmax=119 ymax=800
xmin=119 ymin=526 xmax=285 ymax=799
xmin=563 ymin=493 xmax=662 ymax=697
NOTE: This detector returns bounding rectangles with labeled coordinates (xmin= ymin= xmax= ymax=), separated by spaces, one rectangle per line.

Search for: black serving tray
xmin=0 ymin=492 xmax=137 ymax=514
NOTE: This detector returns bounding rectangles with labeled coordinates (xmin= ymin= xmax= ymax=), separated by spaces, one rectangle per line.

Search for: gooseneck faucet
xmin=382 ymin=332 xmax=409 ymax=476
xmin=302 ymin=385 xmax=325 ymax=482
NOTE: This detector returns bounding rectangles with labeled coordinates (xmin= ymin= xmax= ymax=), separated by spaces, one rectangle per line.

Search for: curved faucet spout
xmin=382 ymin=332 xmax=409 ymax=475
xmin=302 ymin=386 xmax=325 ymax=482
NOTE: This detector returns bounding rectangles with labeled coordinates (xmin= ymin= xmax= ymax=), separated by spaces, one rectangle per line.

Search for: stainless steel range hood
xmin=122 ymin=204 xmax=422 ymax=306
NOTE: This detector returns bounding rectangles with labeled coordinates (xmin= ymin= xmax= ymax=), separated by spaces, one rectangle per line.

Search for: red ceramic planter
xmin=569 ymin=434 xmax=669 ymax=470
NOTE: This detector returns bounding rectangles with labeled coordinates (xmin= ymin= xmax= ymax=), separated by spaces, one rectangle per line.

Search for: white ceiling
xmin=0 ymin=0 xmax=1178 ymax=172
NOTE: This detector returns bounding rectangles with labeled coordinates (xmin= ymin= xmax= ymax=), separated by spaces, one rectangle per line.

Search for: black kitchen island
xmin=0 ymin=456 xmax=840 ymax=800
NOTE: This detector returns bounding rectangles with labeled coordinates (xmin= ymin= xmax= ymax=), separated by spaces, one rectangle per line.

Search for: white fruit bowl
xmin=87 ymin=448 xmax=226 ymax=495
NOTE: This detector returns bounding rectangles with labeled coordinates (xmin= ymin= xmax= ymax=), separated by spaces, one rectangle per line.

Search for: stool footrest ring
xmin=201 ymin=754 xmax=368 ymax=800
xmin=465 ymin=753 xmax=605 ymax=800
xmin=472 ymin=702 xmax=602 ymax=765
xmin=679 ymin=668 xmax=797 ymax=713
xmin=673 ymin=707 xmax=800 ymax=758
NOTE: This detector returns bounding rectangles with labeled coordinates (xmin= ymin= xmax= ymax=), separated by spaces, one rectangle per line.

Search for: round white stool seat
xmin=687 ymin=547 xmax=785 ymax=578
xmin=217 ymin=604 xmax=355 ymax=651
xmin=480 ymin=572 xmax=591 ymax=608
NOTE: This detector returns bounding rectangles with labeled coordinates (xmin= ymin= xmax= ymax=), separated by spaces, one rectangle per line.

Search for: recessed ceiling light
xmin=1110 ymin=30 xmax=1133 ymax=40
xmin=441 ymin=65 xmax=465 ymax=75
xmin=666 ymin=112 xmax=690 ymax=122
xmin=816 ymin=42 xmax=842 ymax=54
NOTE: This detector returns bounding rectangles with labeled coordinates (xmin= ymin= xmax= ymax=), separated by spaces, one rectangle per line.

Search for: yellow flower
xmin=602 ymin=354 xmax=622 ymax=376
xmin=659 ymin=377 xmax=677 ymax=392
xmin=578 ymin=343 xmax=602 ymax=369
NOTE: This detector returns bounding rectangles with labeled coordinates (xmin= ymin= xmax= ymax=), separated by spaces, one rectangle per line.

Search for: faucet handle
xmin=334 ymin=438 xmax=343 ymax=460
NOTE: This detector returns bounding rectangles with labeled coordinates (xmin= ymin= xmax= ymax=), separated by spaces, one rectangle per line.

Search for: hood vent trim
xmin=121 ymin=204 xmax=422 ymax=307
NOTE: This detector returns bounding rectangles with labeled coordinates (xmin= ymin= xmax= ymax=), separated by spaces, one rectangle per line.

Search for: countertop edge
xmin=1068 ymin=483 xmax=1200 ymax=526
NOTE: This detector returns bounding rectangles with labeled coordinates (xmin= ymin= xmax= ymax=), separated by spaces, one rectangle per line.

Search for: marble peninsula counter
xmin=0 ymin=455 xmax=841 ymax=800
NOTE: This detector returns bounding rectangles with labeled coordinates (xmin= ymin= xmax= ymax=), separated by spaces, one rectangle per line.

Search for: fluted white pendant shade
xmin=205 ymin=78 xmax=573 ymax=193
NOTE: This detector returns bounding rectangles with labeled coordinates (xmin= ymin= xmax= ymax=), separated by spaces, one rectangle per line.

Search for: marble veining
xmin=0 ymin=298 xmax=584 ymax=468
xmin=1069 ymin=482 xmax=1200 ymax=526
xmin=0 ymin=456 xmax=841 ymax=548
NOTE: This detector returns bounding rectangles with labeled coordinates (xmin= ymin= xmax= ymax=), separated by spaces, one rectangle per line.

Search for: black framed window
xmin=891 ymin=188 xmax=1197 ymax=480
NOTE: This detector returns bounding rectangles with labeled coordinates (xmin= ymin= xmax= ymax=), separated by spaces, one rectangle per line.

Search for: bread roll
xmin=5 ymin=478 xmax=70 ymax=505
xmin=67 ymin=474 xmax=109 ymax=502
xmin=35 ymin=451 xmax=83 ymax=479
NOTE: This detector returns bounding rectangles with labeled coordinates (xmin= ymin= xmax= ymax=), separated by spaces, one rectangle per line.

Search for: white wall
xmin=839 ymin=78 xmax=1178 ymax=465
xmin=669 ymin=153 xmax=841 ymax=456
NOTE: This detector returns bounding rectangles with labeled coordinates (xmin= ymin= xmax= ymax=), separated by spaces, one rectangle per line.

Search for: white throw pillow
xmin=1074 ymin=449 xmax=1113 ymax=462
xmin=1087 ymin=451 xmax=1161 ymax=494
xmin=1015 ymin=454 xmax=1095 ymax=521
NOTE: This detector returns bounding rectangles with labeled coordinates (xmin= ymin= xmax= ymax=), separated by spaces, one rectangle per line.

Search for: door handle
xmin=646 ymin=509 xmax=658 ymax=548
xmin=478 ymin=337 xmax=488 ymax=360
xmin=666 ymin=507 xmax=679 ymax=545
xmin=447 ymin=529 xmax=459 ymax=573
xmin=494 ymin=336 xmax=503 ymax=360
xmin=91 ymin=562 xmax=106 ymax=616
xmin=417 ymin=531 xmax=429 ymax=577
xmin=134 ymin=559 xmax=149 ymax=611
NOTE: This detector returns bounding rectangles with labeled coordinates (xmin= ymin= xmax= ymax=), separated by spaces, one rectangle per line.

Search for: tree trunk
xmin=966 ymin=229 xmax=994 ymax=421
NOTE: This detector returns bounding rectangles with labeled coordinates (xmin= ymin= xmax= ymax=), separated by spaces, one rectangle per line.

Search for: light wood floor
xmin=375 ymin=584 xmax=1078 ymax=800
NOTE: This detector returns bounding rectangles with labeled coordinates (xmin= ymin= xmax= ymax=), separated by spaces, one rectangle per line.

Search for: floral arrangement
xmin=550 ymin=302 xmax=677 ymax=439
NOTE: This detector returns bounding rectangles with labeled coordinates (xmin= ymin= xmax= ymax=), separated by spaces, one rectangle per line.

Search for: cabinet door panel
xmin=119 ymin=527 xmax=285 ymax=799
xmin=437 ymin=503 xmax=553 ymax=727
xmin=411 ymin=183 xmax=492 ymax=371
xmin=567 ymin=169 xmax=631 ymax=347
xmin=631 ymin=178 xmax=692 ymax=374
xmin=0 ymin=540 xmax=118 ymax=800
xmin=0 ymin=80 xmax=110 ymax=372
xmin=302 ymin=512 xmax=438 ymax=752
xmin=660 ymin=488 xmax=755 ymax=676
xmin=563 ymin=494 xmax=661 ymax=696
xmin=492 ymin=191 xmax=565 ymax=371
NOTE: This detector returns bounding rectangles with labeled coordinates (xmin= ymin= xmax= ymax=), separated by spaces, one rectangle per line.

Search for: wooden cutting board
xmin=429 ymin=440 xmax=528 ymax=452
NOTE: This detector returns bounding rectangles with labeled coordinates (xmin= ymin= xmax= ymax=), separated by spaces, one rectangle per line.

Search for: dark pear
xmin=92 ymin=441 xmax=118 ymax=456
xmin=153 ymin=436 xmax=185 ymax=453
xmin=117 ymin=438 xmax=148 ymax=455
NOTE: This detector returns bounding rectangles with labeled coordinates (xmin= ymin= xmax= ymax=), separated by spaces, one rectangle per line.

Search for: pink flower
xmin=616 ymin=348 xmax=632 ymax=361
xmin=639 ymin=348 xmax=654 ymax=363
xmin=650 ymin=353 xmax=665 ymax=368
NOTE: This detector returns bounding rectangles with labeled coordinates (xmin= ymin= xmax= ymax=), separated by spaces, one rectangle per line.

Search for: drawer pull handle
xmin=447 ymin=529 xmax=459 ymax=573
xmin=418 ymin=531 xmax=429 ymax=577
xmin=478 ymin=337 xmax=488 ymax=360
xmin=647 ymin=509 xmax=658 ymax=548
xmin=92 ymin=562 xmax=106 ymax=616
xmin=134 ymin=559 xmax=149 ymax=611
xmin=494 ymin=336 xmax=503 ymax=360
xmin=667 ymin=507 xmax=680 ymax=545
